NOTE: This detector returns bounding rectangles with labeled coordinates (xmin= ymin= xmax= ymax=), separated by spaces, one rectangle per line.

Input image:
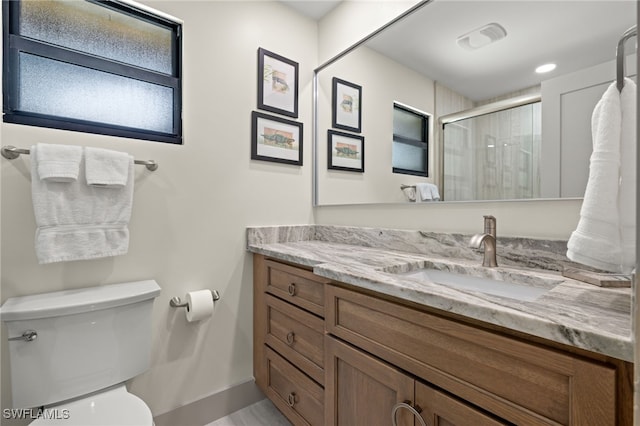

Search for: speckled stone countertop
xmin=246 ymin=225 xmax=633 ymax=362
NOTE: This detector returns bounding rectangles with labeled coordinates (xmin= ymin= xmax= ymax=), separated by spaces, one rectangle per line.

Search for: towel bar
xmin=1 ymin=145 xmax=158 ymax=171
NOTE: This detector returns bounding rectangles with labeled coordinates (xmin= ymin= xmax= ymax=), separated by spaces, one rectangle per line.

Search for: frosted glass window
xmin=393 ymin=107 xmax=424 ymax=140
xmin=19 ymin=0 xmax=174 ymax=75
xmin=4 ymin=0 xmax=182 ymax=144
xmin=392 ymin=103 xmax=429 ymax=177
xmin=19 ymin=53 xmax=173 ymax=134
xmin=392 ymin=142 xmax=427 ymax=173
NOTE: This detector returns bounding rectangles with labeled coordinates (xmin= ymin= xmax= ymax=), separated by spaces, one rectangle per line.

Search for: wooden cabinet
xmin=324 ymin=336 xmax=413 ymax=426
xmin=325 ymin=284 xmax=627 ymax=425
xmin=254 ymin=256 xmax=330 ymax=426
xmin=253 ymin=255 xmax=632 ymax=425
xmin=325 ymin=336 xmax=508 ymax=426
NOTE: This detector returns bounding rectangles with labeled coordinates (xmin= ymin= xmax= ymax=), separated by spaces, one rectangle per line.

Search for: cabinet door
xmin=415 ymin=382 xmax=509 ymax=426
xmin=325 ymin=336 xmax=414 ymax=426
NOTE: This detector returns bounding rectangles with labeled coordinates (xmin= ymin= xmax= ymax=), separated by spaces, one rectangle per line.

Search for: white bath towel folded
xmin=34 ymin=143 xmax=82 ymax=182
xmin=31 ymin=145 xmax=135 ymax=264
xmin=85 ymin=147 xmax=132 ymax=187
xmin=567 ymin=78 xmax=636 ymax=273
xmin=415 ymin=183 xmax=441 ymax=202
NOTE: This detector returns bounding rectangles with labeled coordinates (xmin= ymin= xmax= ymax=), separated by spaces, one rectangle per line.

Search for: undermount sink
xmin=392 ymin=263 xmax=562 ymax=302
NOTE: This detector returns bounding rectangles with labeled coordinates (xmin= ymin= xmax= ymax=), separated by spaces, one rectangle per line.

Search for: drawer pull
xmin=287 ymin=392 xmax=296 ymax=407
xmin=392 ymin=401 xmax=426 ymax=426
xmin=288 ymin=283 xmax=296 ymax=296
xmin=286 ymin=331 xmax=295 ymax=345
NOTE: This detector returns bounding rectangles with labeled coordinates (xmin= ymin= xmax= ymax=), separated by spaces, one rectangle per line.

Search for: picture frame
xmin=257 ymin=47 xmax=299 ymax=118
xmin=251 ymin=111 xmax=303 ymax=166
xmin=332 ymin=77 xmax=362 ymax=133
xmin=328 ymin=129 xmax=364 ymax=172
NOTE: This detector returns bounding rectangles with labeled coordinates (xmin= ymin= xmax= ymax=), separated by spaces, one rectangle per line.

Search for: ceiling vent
xmin=457 ymin=23 xmax=507 ymax=51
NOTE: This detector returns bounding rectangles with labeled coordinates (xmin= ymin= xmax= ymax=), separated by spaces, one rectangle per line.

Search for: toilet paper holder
xmin=169 ymin=290 xmax=220 ymax=308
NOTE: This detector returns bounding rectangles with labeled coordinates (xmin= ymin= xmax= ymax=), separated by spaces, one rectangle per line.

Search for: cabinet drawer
xmin=265 ymin=293 xmax=324 ymax=384
xmin=265 ymin=346 xmax=324 ymax=426
xmin=266 ymin=259 xmax=327 ymax=317
xmin=326 ymin=285 xmax=616 ymax=425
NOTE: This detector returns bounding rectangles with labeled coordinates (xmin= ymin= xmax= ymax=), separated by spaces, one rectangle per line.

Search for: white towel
xmin=35 ymin=143 xmax=82 ymax=182
xmin=85 ymin=147 xmax=131 ymax=187
xmin=31 ymin=145 xmax=135 ymax=264
xmin=415 ymin=183 xmax=441 ymax=202
xmin=567 ymin=78 xmax=636 ymax=273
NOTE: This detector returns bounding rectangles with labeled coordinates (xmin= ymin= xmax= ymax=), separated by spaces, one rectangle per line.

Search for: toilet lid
xmin=30 ymin=385 xmax=153 ymax=426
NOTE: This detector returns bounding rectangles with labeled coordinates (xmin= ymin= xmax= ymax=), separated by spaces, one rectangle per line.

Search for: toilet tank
xmin=0 ymin=280 xmax=161 ymax=409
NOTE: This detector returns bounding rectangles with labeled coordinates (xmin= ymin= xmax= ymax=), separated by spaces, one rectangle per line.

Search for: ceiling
xmin=365 ymin=0 xmax=637 ymax=101
xmin=280 ymin=0 xmax=342 ymax=20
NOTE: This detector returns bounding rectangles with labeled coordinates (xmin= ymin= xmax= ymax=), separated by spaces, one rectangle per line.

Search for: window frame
xmin=392 ymin=102 xmax=430 ymax=177
xmin=2 ymin=0 xmax=183 ymax=144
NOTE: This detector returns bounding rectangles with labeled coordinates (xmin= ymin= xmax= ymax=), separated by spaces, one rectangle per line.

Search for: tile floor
xmin=204 ymin=399 xmax=291 ymax=426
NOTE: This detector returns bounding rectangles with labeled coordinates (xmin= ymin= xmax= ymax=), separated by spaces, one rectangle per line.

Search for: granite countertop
xmin=247 ymin=225 xmax=633 ymax=362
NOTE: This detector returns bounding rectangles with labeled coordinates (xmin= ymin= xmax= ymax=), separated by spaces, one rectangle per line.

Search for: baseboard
xmin=153 ymin=379 xmax=265 ymax=426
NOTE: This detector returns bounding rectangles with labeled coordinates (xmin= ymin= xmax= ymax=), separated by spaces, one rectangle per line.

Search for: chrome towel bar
xmin=1 ymin=145 xmax=158 ymax=171
xmin=616 ymin=25 xmax=637 ymax=92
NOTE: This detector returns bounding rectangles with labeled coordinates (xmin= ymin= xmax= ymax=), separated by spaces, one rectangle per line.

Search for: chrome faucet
xmin=469 ymin=215 xmax=498 ymax=267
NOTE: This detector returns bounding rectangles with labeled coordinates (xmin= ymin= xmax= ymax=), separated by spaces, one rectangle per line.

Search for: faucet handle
xmin=483 ymin=215 xmax=496 ymax=237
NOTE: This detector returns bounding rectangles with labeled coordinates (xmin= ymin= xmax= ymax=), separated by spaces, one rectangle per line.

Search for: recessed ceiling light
xmin=535 ymin=63 xmax=557 ymax=74
xmin=457 ymin=23 xmax=507 ymax=51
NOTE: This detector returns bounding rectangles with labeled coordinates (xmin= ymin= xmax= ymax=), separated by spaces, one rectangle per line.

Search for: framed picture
xmin=251 ymin=111 xmax=303 ymax=166
xmin=257 ymin=47 xmax=299 ymax=118
xmin=328 ymin=129 xmax=364 ymax=172
xmin=332 ymin=77 xmax=362 ymax=133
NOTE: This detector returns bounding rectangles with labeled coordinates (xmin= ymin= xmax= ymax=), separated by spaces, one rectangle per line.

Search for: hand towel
xmin=567 ymin=79 xmax=636 ymax=273
xmin=415 ymin=183 xmax=441 ymax=202
xmin=31 ymin=145 xmax=135 ymax=264
xmin=85 ymin=147 xmax=131 ymax=187
xmin=35 ymin=143 xmax=82 ymax=182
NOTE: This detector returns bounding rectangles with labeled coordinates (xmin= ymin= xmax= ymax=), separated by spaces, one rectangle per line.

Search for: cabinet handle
xmin=391 ymin=401 xmax=426 ymax=426
xmin=287 ymin=392 xmax=296 ymax=407
xmin=286 ymin=331 xmax=295 ymax=345
xmin=288 ymin=283 xmax=296 ymax=296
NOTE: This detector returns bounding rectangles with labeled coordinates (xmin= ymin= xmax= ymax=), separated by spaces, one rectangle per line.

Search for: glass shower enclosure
xmin=442 ymin=100 xmax=541 ymax=201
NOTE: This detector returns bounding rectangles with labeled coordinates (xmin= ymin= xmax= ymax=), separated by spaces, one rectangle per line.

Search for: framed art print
xmin=328 ymin=129 xmax=364 ymax=172
xmin=251 ymin=111 xmax=303 ymax=166
xmin=332 ymin=77 xmax=362 ymax=133
xmin=258 ymin=47 xmax=299 ymax=118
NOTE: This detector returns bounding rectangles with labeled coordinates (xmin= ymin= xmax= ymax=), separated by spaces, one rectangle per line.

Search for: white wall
xmin=0 ymin=0 xmax=317 ymax=418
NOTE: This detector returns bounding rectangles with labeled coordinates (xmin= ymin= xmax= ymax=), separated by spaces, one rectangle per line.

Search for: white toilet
xmin=0 ymin=280 xmax=161 ymax=425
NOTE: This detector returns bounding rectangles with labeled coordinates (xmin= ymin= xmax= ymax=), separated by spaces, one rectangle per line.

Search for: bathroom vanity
xmin=249 ymin=226 xmax=633 ymax=426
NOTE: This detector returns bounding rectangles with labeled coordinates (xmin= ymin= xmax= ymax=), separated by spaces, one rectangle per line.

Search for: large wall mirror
xmin=313 ymin=0 xmax=636 ymax=205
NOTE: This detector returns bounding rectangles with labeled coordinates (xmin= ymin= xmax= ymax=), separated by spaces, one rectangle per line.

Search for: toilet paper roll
xmin=185 ymin=290 xmax=214 ymax=322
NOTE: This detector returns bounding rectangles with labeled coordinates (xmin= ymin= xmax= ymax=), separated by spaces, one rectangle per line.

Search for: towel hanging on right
xmin=567 ymin=78 xmax=636 ymax=274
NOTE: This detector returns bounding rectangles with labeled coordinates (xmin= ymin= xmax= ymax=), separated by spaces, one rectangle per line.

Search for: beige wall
xmin=1 ymin=0 xmax=316 ymax=418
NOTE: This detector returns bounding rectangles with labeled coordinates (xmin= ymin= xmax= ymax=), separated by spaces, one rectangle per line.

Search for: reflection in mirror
xmin=442 ymin=97 xmax=541 ymax=201
xmin=313 ymin=0 xmax=637 ymax=206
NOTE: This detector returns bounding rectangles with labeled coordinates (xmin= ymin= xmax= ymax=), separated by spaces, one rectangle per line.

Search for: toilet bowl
xmin=0 ymin=280 xmax=161 ymax=425
xmin=31 ymin=385 xmax=153 ymax=426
